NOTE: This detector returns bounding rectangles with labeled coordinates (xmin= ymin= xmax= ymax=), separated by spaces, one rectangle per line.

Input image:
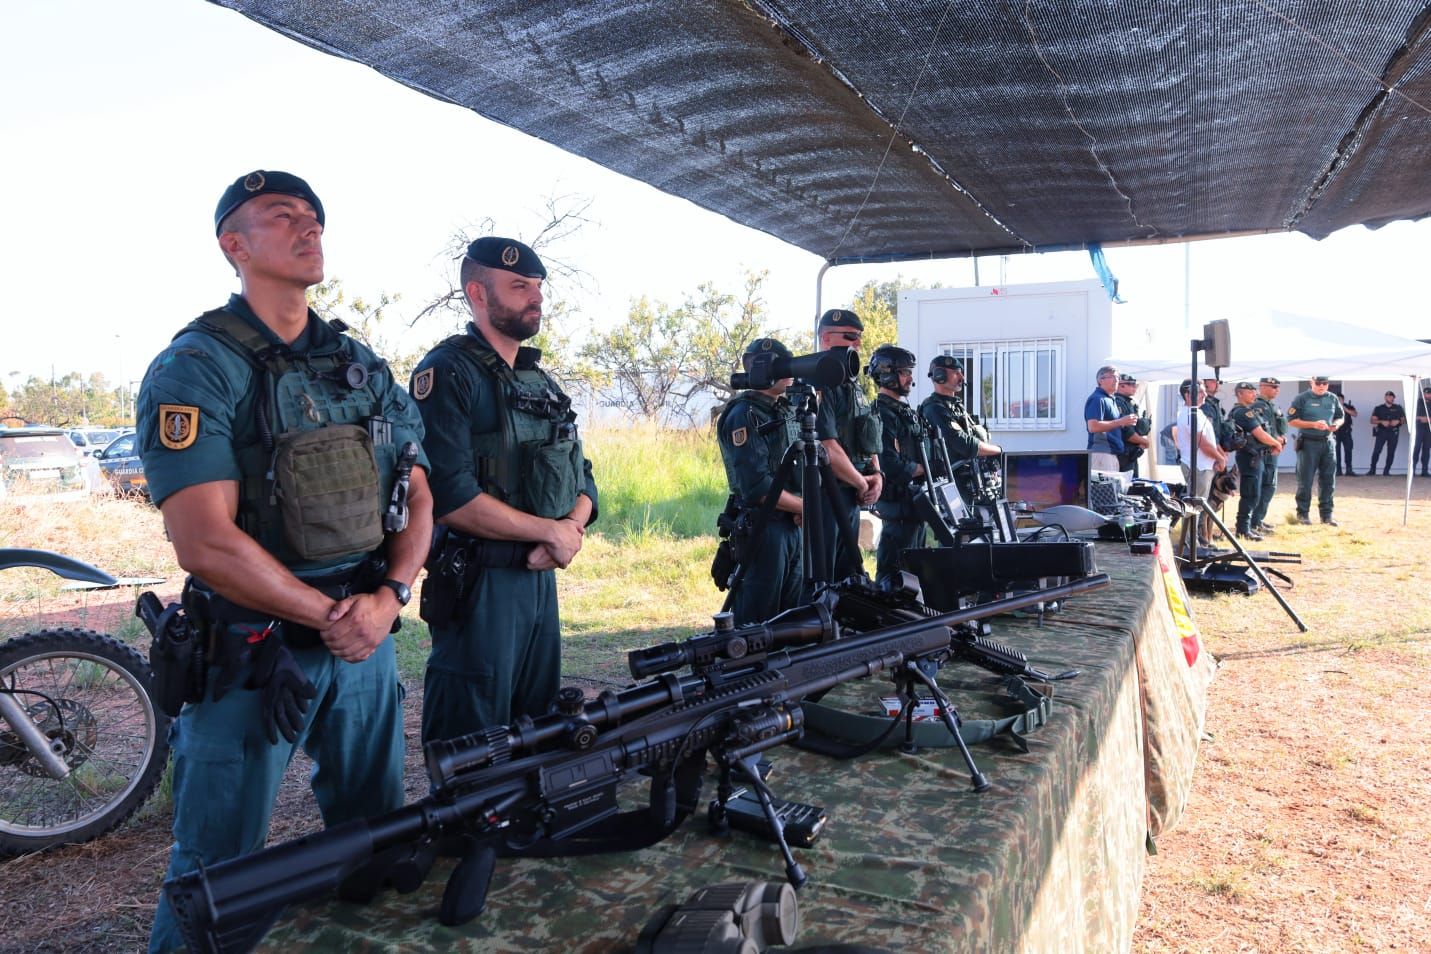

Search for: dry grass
xmin=1133 ymin=474 xmax=1431 ymax=954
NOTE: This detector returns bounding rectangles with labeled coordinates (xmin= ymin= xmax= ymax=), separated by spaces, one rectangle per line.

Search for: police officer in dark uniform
xmin=814 ymin=309 xmax=882 ymax=579
xmin=1229 ymin=381 xmax=1279 ymax=540
xmin=411 ymin=237 xmax=598 ymax=745
xmin=715 ymin=338 xmax=803 ymax=624
xmin=1368 ymin=390 xmax=1406 ymax=475
xmin=1114 ymin=373 xmax=1153 ymax=473
xmin=918 ymin=355 xmax=1002 ymax=464
xmin=139 ymin=171 xmax=433 ymax=954
xmin=1202 ymin=376 xmax=1228 ymax=446
xmin=1249 ymin=376 xmax=1288 ymax=534
xmin=1335 ymin=395 xmax=1358 ymax=476
xmin=867 ymin=345 xmax=928 ymax=582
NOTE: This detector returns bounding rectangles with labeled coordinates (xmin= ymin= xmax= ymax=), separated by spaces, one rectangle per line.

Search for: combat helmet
xmin=865 ymin=345 xmax=917 ymax=389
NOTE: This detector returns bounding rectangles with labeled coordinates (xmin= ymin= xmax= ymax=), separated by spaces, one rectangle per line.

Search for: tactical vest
xmin=1253 ymin=397 xmax=1287 ymax=439
xmin=876 ymin=394 xmax=929 ymax=506
xmin=444 ymin=335 xmax=583 ymax=519
xmin=179 ymin=308 xmax=393 ymax=567
xmin=716 ymin=392 xmax=797 ymax=497
xmin=828 ymin=381 xmax=882 ymax=470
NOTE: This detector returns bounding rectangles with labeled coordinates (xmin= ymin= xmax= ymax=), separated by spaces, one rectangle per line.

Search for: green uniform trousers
xmin=422 ymin=566 xmax=560 ymax=745
xmin=875 ymin=514 xmax=925 ymax=584
xmin=1295 ymin=437 xmax=1337 ymax=518
xmin=820 ymin=483 xmax=864 ymax=581
xmin=730 ymin=516 xmax=804 ymax=626
xmin=149 ymin=638 xmax=405 ymax=954
xmin=1251 ymin=453 xmax=1279 ymax=526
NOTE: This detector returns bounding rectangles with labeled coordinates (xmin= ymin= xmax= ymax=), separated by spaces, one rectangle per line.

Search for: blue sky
xmin=4 ymin=0 xmax=1428 ymax=389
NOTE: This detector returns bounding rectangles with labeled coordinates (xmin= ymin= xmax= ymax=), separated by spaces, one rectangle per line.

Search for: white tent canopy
xmin=1110 ymin=311 xmax=1431 ymax=385
xmin=1109 ymin=310 xmax=1431 ymax=523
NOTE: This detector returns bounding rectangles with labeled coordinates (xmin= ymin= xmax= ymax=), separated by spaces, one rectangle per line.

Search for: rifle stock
xmin=165 ymin=602 xmax=971 ymax=954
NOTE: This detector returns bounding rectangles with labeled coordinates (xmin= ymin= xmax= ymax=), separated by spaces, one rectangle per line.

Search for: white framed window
xmin=939 ymin=337 xmax=1065 ymax=430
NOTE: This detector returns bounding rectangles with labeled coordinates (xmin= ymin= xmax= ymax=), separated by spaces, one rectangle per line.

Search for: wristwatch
xmin=378 ymin=578 xmax=412 ymax=607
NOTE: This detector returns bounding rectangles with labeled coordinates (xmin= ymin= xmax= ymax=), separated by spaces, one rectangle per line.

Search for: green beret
xmin=1235 ymin=381 xmax=1256 ymax=391
xmin=466 ymin=236 xmax=547 ymax=279
xmin=744 ymin=337 xmax=792 ymax=360
xmin=818 ymin=308 xmax=863 ymax=331
xmin=928 ymin=354 xmax=964 ymax=374
xmin=215 ymin=170 xmax=324 ymax=235
xmin=1258 ymin=376 xmax=1280 ymax=386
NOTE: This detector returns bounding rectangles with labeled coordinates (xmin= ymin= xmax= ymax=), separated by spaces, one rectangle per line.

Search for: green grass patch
xmin=584 ymin=425 xmax=727 ymax=540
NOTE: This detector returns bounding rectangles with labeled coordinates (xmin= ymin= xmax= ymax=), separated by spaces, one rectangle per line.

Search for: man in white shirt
xmin=1174 ymin=378 xmax=1227 ymax=554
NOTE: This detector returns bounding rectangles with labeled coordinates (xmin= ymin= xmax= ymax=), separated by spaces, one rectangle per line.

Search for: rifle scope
xmin=730 ymin=347 xmax=859 ymax=391
xmin=627 ymin=600 xmax=834 ymax=680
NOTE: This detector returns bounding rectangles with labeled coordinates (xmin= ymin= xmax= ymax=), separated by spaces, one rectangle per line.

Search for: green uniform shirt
xmin=1286 ymin=389 xmax=1344 ymax=434
xmin=1227 ymin=401 xmax=1267 ymax=443
xmin=816 ymin=379 xmax=881 ymax=473
xmin=1252 ymin=396 xmax=1287 ymax=439
xmin=918 ymin=392 xmax=982 ymax=461
xmin=411 ymin=324 xmax=597 ymax=522
xmin=136 ymin=294 xmax=429 ymax=570
xmin=717 ymin=391 xmax=800 ymax=506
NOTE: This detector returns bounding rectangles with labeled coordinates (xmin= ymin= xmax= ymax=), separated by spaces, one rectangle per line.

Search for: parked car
xmin=96 ymin=432 xmax=147 ymax=497
xmin=69 ymin=427 xmax=131 ymax=458
xmin=0 ymin=427 xmax=91 ymax=500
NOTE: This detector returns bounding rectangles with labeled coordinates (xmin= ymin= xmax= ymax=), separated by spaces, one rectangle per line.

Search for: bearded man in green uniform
xmin=412 ymin=237 xmax=597 ymax=746
xmin=814 ymin=309 xmax=882 ymax=579
xmin=139 ymin=171 xmax=433 ymax=954
xmin=918 ymin=355 xmax=1002 ymax=464
xmin=715 ymin=338 xmax=803 ymax=624
xmin=1287 ymin=375 xmax=1345 ymax=525
xmin=1229 ymin=382 xmax=1279 ymax=541
xmin=868 ymin=345 xmax=928 ymax=582
xmin=1249 ymin=376 xmax=1288 ymax=534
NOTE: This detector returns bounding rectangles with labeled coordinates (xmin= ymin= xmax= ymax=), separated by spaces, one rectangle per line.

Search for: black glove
xmin=245 ymin=631 xmax=318 ymax=745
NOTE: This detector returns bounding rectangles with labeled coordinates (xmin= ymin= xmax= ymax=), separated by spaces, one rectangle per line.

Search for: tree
xmin=681 ymin=270 xmax=779 ymax=407
xmin=6 ymin=371 xmax=125 ymax=427
xmin=308 ymin=279 xmax=428 ymax=384
xmin=406 ymin=194 xmax=596 ymax=390
xmin=847 ymin=276 xmax=922 ymax=399
xmin=578 ymin=296 xmax=695 ymax=424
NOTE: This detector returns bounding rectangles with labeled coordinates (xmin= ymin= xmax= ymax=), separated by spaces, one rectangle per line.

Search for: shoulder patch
xmin=412 ymin=368 xmax=435 ymax=400
xmin=158 ymin=404 xmax=199 ymax=450
xmin=731 ymin=426 xmax=748 ymax=447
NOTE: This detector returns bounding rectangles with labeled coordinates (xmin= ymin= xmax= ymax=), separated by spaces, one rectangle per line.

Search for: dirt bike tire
xmin=0 ymin=628 xmax=170 ymax=855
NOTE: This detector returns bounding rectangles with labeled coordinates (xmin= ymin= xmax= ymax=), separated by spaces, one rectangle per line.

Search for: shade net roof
xmin=214 ymin=0 xmax=1431 ymax=264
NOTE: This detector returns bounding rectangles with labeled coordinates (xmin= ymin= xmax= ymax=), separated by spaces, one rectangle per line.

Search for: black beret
xmin=818 ymin=308 xmax=864 ymax=331
xmin=929 ymin=354 xmax=964 ymax=374
xmin=1258 ymin=376 xmax=1281 ymax=386
xmin=1118 ymin=373 xmax=1138 ymax=384
xmin=214 ymin=170 xmax=324 ymax=235
xmin=744 ymin=337 xmax=792 ymax=360
xmin=465 ymin=237 xmax=547 ymax=279
xmin=1311 ymin=375 xmax=1330 ymax=384
xmin=1235 ymin=381 xmax=1256 ymax=391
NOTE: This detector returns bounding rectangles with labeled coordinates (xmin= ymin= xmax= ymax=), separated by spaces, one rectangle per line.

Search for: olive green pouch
xmin=272 ymin=424 xmax=384 ymax=561
xmin=855 ymin=412 xmax=883 ymax=456
xmin=520 ymin=438 xmax=582 ymax=519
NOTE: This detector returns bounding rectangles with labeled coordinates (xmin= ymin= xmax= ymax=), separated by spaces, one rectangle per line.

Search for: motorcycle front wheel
xmin=0 ymin=628 xmax=170 ymax=855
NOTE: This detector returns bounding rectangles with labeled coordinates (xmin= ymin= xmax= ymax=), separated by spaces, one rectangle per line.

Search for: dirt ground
xmin=2 ymin=479 xmax=1429 ymax=952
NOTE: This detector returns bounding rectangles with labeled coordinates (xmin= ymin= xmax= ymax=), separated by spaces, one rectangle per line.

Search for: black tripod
xmin=721 ymin=383 xmax=865 ymax=612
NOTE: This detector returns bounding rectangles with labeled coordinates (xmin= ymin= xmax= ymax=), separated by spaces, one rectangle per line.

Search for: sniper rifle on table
xmin=166 ymin=594 xmax=1006 ymax=954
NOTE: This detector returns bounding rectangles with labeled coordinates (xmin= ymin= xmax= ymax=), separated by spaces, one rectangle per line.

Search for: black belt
xmin=189 ymin=566 xmax=367 ymax=651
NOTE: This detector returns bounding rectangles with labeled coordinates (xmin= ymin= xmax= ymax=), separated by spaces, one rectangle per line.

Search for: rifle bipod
xmin=708 ymin=752 xmax=809 ymax=890
xmin=896 ymin=660 xmax=990 ymax=791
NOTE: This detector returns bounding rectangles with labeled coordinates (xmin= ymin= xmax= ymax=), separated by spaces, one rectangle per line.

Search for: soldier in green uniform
xmin=918 ymin=355 xmax=1002 ymax=465
xmin=1249 ymin=376 xmax=1288 ymax=534
xmin=814 ymin=309 xmax=883 ymax=579
xmin=411 ymin=238 xmax=597 ymax=745
xmin=1114 ymin=374 xmax=1153 ymax=473
xmin=139 ymin=171 xmax=433 ymax=954
xmin=1228 ymin=382 xmax=1280 ymax=540
xmin=867 ymin=345 xmax=928 ymax=582
xmin=715 ymin=338 xmax=803 ymax=624
xmin=1287 ymin=375 xmax=1345 ymax=525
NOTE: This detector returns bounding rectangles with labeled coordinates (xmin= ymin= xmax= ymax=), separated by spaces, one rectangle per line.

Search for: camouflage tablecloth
xmin=263 ymin=537 xmax=1213 ymax=953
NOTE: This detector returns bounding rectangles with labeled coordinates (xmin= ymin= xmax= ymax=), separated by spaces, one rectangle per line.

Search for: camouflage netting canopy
xmin=214 ymin=0 xmax=1431 ymax=263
